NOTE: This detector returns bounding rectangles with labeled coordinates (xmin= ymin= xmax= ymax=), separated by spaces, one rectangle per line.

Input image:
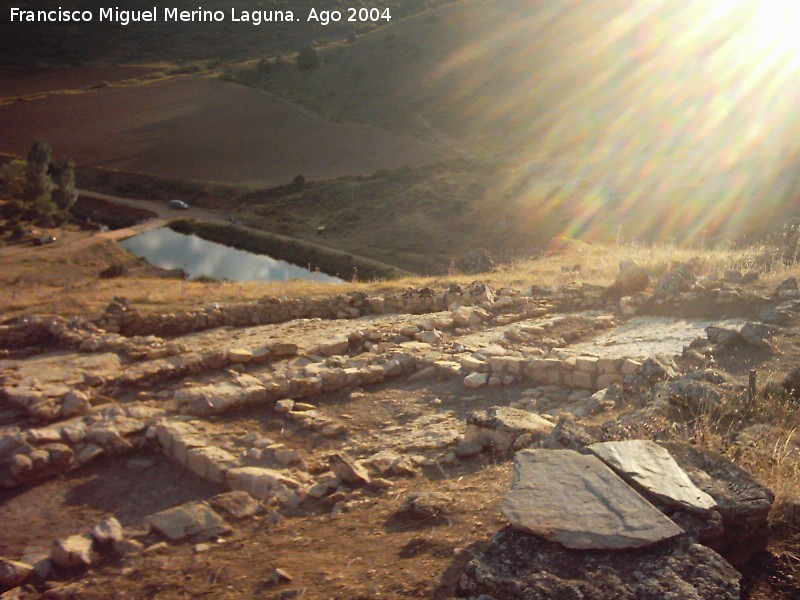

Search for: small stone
xmin=316 ymin=336 xmax=349 ymax=356
xmin=19 ymin=548 xmax=50 ymax=579
xmin=271 ymin=567 xmax=293 ymax=584
xmin=614 ymin=261 xmax=649 ymax=293
xmin=408 ymin=366 xmax=437 ymax=382
xmin=227 ymin=348 xmax=253 ymax=364
xmin=396 ymin=491 xmax=455 ymax=520
xmin=417 ymin=330 xmax=442 ymax=344
xmin=112 ymin=539 xmax=143 ymax=557
xmin=50 ymin=535 xmax=94 ymax=569
xmin=464 ymin=372 xmax=489 ymax=388
xmin=269 ymin=342 xmax=298 ymax=356
xmin=275 ymin=399 xmax=294 ymax=413
xmin=321 ymin=423 xmax=347 ymax=436
xmin=9 ymin=453 xmax=32 ymax=478
xmin=209 ymin=491 xmax=262 ymax=520
xmin=143 ymin=542 xmax=169 ymax=554
xmin=226 ymin=467 xmax=306 ymax=505
xmin=61 ymin=390 xmax=91 ymax=418
xmin=0 ymin=557 xmax=34 ymax=587
xmin=740 ymin=321 xmax=774 ymax=349
xmin=91 ymin=517 xmax=124 ymax=545
xmin=274 ymin=448 xmax=303 ymax=466
xmin=43 ymin=582 xmax=83 ymax=599
xmin=329 ymin=453 xmax=371 ymax=485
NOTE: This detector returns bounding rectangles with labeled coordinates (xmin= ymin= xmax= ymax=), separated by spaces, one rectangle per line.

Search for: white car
xmin=168 ymin=199 xmax=189 ymax=210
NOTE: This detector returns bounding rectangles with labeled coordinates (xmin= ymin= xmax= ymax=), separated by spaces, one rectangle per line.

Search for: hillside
xmin=234 ymin=0 xmax=800 ymax=246
xmin=2 ymin=0 xmax=800 ymax=269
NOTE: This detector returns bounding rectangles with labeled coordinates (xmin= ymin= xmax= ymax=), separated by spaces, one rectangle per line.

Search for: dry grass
xmin=2 ymin=225 xmax=798 ymax=320
xmin=491 ymin=239 xmax=787 ymax=290
xmin=683 ymin=378 xmax=800 ymax=578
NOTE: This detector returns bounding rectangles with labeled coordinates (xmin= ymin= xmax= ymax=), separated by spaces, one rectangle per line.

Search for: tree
xmin=24 ymin=140 xmax=51 ymax=201
xmin=0 ymin=159 xmax=26 ymax=199
xmin=52 ymin=157 xmax=77 ymax=211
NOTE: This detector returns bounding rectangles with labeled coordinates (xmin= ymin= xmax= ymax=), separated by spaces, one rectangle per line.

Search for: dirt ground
xmin=2 ymin=269 xmax=800 ymax=598
xmin=0 ymin=73 xmax=449 ymax=186
xmin=2 ymin=381 xmax=517 ymax=599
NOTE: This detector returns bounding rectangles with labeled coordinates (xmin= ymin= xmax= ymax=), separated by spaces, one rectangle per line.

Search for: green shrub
xmin=297 ymin=45 xmax=320 ymax=71
xmin=169 ymin=219 xmax=196 ymax=235
xmin=193 ymin=274 xmax=220 ymax=283
xmin=99 ymin=264 xmax=126 ymax=278
xmin=257 ymin=57 xmax=272 ymax=73
xmin=291 ymin=174 xmax=306 ymax=192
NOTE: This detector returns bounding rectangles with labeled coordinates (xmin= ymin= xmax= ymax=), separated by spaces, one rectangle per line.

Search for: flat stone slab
xmin=209 ymin=491 xmax=262 ymax=520
xmin=465 ymin=407 xmax=554 ymax=451
xmin=377 ymin=413 xmax=462 ymax=452
xmin=501 ymin=449 xmax=683 ymax=549
xmin=661 ymin=441 xmax=774 ymax=565
xmin=569 ymin=317 xmax=746 ymax=359
xmin=147 ymin=501 xmax=230 ymax=541
xmin=588 ymin=440 xmax=717 ymax=512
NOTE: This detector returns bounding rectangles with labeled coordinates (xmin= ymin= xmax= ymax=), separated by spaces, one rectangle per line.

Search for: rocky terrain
xmin=1 ymin=259 xmax=800 ymax=598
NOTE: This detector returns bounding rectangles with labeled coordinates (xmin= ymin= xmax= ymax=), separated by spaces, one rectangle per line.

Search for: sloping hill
xmin=237 ymin=0 xmax=800 ymax=245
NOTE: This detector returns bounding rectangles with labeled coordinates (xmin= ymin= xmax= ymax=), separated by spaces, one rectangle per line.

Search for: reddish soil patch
xmin=0 ymin=451 xmax=224 ymax=558
xmin=0 ymin=76 xmax=449 ymax=186
xmin=0 ymin=66 xmax=157 ymax=99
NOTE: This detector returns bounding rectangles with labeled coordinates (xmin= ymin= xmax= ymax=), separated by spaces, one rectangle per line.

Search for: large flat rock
xmin=501 ymin=449 xmax=683 ymax=549
xmin=660 ymin=442 xmax=774 ymax=565
xmin=588 ymin=440 xmax=717 ymax=512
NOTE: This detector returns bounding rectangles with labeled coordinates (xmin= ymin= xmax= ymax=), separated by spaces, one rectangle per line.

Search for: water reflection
xmin=120 ymin=228 xmax=343 ymax=283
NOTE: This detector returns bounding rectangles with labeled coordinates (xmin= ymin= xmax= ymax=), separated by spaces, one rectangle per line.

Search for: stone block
xmin=597 ymin=373 xmax=623 ymax=388
xmin=186 ymin=446 xmax=238 ymax=483
xmin=596 ymin=358 xmax=621 ymax=374
xmin=576 ymin=356 xmax=599 ymax=372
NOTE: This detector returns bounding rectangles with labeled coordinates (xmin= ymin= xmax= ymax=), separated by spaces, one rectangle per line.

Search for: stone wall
xmin=93 ymin=283 xmax=531 ymax=337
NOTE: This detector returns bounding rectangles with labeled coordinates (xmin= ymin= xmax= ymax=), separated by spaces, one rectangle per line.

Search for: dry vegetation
xmin=0 ymin=225 xmax=790 ymax=320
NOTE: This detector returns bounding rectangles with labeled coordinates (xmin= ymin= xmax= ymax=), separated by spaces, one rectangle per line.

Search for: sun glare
xmin=744 ymin=0 xmax=800 ymax=57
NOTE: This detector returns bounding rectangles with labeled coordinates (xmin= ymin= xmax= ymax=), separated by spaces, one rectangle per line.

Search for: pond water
xmin=120 ymin=228 xmax=343 ymax=284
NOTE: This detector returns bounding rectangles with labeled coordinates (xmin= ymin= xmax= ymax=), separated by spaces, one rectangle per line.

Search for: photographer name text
xmin=9 ymin=6 xmax=392 ymax=27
